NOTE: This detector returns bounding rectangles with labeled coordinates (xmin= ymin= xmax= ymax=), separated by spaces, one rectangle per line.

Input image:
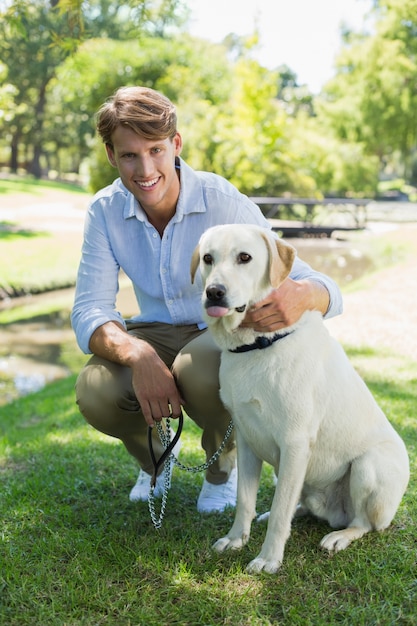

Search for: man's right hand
xmin=89 ymin=321 xmax=183 ymax=427
xmin=130 ymin=341 xmax=183 ymax=427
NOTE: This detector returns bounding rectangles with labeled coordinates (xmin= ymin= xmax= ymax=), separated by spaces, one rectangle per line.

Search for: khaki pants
xmin=75 ymin=323 xmax=236 ymax=484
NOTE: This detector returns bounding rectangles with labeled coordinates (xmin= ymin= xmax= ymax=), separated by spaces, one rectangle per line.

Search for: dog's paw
xmin=246 ymin=556 xmax=282 ymax=574
xmin=212 ymin=535 xmax=247 ymax=553
xmin=320 ymin=530 xmax=353 ymax=553
xmin=256 ymin=511 xmax=270 ymax=523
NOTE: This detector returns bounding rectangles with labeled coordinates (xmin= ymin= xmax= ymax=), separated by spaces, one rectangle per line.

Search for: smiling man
xmin=71 ymin=86 xmax=343 ymax=513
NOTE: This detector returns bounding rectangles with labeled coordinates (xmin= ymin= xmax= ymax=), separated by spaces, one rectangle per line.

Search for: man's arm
xmin=89 ymin=322 xmax=183 ymax=427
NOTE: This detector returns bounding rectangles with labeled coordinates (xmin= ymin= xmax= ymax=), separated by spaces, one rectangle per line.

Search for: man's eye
xmin=203 ymin=254 xmax=213 ymax=265
xmin=238 ymin=253 xmax=252 ymax=264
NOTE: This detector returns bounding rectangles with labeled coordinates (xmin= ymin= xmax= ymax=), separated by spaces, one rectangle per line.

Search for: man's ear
xmin=173 ymin=132 xmax=183 ymax=156
xmin=105 ymin=143 xmax=117 ymax=168
xmin=261 ymin=232 xmax=296 ymax=288
xmin=190 ymin=244 xmax=200 ymax=284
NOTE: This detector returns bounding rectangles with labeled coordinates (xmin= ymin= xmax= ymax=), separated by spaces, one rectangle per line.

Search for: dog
xmin=190 ymin=223 xmax=409 ymax=574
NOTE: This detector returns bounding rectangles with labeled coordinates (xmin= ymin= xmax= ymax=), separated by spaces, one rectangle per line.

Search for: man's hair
xmin=96 ymin=86 xmax=177 ymax=146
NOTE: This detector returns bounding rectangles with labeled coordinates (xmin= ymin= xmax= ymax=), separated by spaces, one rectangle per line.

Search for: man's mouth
xmin=136 ymin=177 xmax=160 ymax=190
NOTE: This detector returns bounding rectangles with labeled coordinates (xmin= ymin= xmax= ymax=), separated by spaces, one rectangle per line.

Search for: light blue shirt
xmin=71 ymin=158 xmax=343 ymax=353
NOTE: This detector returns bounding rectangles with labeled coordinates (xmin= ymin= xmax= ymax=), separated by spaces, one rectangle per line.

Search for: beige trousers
xmin=75 ymin=323 xmax=236 ymax=484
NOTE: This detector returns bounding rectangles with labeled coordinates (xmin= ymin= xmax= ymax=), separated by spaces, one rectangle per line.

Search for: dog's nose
xmin=206 ymin=284 xmax=226 ymax=301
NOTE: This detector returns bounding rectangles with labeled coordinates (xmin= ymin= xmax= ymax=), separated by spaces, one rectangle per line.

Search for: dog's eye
xmin=203 ymin=254 xmax=213 ymax=265
xmin=237 ymin=253 xmax=252 ymax=264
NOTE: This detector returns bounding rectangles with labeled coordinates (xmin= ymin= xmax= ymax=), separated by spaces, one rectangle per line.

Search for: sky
xmin=187 ymin=0 xmax=374 ymax=93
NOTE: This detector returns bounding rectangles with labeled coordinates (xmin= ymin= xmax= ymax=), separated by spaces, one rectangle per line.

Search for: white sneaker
xmin=129 ymin=436 xmax=181 ymax=502
xmin=197 ymin=467 xmax=237 ymax=513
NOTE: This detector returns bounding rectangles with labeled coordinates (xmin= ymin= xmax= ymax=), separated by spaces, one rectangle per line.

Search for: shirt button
xmin=162 ymin=268 xmax=167 ymax=274
xmin=153 ymin=232 xmax=158 ymax=238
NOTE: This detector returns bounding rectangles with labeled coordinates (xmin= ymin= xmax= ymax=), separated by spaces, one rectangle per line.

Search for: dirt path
xmin=0 ymin=187 xmax=88 ymax=226
xmin=325 ymin=224 xmax=417 ymax=361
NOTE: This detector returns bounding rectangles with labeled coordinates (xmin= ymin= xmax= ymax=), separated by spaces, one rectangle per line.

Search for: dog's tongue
xmin=206 ymin=306 xmax=229 ymax=318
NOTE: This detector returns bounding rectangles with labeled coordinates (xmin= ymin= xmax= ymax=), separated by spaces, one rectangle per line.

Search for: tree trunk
xmin=10 ymin=131 xmax=19 ymax=172
xmin=28 ymin=81 xmax=49 ymax=178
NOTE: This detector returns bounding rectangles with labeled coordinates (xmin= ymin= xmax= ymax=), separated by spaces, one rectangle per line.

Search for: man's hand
xmin=240 ymin=278 xmax=330 ymax=332
xmin=130 ymin=342 xmax=183 ymax=427
xmin=89 ymin=321 xmax=183 ymax=427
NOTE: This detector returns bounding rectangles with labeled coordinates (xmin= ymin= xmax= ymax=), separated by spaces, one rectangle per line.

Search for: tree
xmin=0 ymin=0 xmax=187 ymax=177
xmin=318 ymin=0 xmax=417 ymax=183
xmin=0 ymin=0 xmax=82 ymax=175
xmin=205 ymin=60 xmax=316 ymax=197
xmin=275 ymin=65 xmax=315 ymax=117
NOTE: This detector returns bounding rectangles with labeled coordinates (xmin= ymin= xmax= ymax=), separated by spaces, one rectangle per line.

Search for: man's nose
xmin=136 ymin=155 xmax=154 ymax=177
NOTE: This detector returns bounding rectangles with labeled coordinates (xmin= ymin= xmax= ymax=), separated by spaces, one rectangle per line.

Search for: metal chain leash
xmin=147 ymin=458 xmax=173 ymax=530
xmin=148 ymin=417 xmax=234 ymax=529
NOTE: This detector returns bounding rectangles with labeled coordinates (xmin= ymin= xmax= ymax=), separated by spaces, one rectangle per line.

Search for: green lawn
xmin=0 ymin=348 xmax=416 ymax=626
xmin=0 ymin=177 xmax=89 ymax=298
xmin=0 ymin=177 xmax=87 ymax=196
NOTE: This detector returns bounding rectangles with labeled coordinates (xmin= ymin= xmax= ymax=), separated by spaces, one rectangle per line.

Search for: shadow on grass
xmin=0 ymin=371 xmax=416 ymax=626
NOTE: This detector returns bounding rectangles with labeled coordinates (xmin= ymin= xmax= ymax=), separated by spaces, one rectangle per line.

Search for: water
xmin=0 ymin=236 xmax=376 ymax=404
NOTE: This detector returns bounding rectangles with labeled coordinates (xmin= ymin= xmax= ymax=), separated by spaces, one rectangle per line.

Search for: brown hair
xmin=96 ymin=86 xmax=177 ymax=146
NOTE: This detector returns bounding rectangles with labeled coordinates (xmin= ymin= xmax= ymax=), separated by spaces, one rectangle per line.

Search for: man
xmin=71 ymin=86 xmax=343 ymax=513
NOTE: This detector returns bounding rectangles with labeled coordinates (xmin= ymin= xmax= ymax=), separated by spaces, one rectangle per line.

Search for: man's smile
xmin=136 ymin=176 xmax=160 ymax=190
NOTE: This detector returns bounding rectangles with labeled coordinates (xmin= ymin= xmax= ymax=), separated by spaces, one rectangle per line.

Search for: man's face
xmin=105 ymin=125 xmax=182 ymax=215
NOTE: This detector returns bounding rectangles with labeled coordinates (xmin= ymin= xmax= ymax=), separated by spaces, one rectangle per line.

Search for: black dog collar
xmin=229 ymin=330 xmax=294 ymax=353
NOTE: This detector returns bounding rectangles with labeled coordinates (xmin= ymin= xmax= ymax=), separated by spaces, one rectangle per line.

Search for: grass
xmin=0 ymin=177 xmax=89 ymax=298
xmin=0 ymin=176 xmax=86 ymax=196
xmin=0 ymin=231 xmax=82 ymax=296
xmin=0 ymin=348 xmax=416 ymax=626
xmin=1 ymin=177 xmax=416 ymax=624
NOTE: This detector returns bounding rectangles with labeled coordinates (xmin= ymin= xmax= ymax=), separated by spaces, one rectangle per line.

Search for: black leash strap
xmin=147 ymin=411 xmax=184 ymax=488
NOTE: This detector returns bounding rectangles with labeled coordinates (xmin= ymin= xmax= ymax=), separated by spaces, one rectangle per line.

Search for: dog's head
xmin=190 ymin=224 xmax=296 ymax=330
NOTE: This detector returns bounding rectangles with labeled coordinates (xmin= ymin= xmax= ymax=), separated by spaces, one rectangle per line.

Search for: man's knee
xmin=172 ymin=331 xmax=221 ymax=403
xmin=75 ymin=358 xmax=139 ymax=434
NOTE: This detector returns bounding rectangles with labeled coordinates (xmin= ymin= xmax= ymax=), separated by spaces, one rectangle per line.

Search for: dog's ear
xmin=190 ymin=244 xmax=200 ymax=284
xmin=261 ymin=232 xmax=296 ymax=288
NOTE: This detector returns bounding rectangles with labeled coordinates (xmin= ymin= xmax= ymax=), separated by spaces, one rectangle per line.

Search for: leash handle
xmin=147 ymin=411 xmax=183 ymax=487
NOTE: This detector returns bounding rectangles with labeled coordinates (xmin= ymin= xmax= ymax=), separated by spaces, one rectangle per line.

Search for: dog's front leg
xmin=213 ymin=428 xmax=262 ymax=553
xmin=247 ymin=442 xmax=310 ymax=574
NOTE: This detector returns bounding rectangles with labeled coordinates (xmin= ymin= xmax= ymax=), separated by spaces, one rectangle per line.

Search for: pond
xmin=0 ymin=235 xmax=375 ymax=404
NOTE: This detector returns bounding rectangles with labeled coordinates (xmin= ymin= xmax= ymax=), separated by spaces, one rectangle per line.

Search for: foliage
xmin=0 ymin=349 xmax=416 ymax=625
xmin=0 ymin=0 xmax=187 ymax=178
xmin=318 ymin=0 xmax=417 ymax=183
xmin=3 ymin=0 xmax=417 ymax=194
xmin=288 ymin=114 xmax=380 ymax=197
xmin=0 ymin=0 xmax=85 ymax=176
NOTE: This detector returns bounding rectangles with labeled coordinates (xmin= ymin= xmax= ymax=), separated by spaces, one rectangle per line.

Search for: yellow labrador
xmin=191 ymin=224 xmax=409 ymax=574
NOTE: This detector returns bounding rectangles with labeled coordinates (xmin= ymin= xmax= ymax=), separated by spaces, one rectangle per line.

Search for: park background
xmin=0 ymin=1 xmax=416 ymax=625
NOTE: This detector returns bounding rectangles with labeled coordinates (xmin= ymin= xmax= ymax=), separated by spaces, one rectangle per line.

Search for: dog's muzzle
xmin=205 ymin=283 xmax=246 ymax=314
